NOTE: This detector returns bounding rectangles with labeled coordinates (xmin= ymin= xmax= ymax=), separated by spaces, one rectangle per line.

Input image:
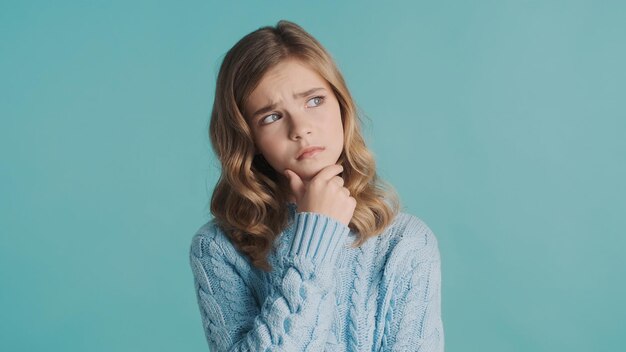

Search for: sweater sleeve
xmin=381 ymin=219 xmax=444 ymax=352
xmin=189 ymin=212 xmax=350 ymax=352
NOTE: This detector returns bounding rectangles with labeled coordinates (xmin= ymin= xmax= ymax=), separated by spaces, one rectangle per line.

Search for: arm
xmin=189 ymin=212 xmax=350 ymax=351
xmin=381 ymin=222 xmax=444 ymax=352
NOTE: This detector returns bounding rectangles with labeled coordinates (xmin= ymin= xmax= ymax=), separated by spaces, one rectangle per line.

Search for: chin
xmin=290 ymin=168 xmax=316 ymax=181
xmin=282 ymin=151 xmax=341 ymax=181
xmin=293 ymin=161 xmax=335 ymax=181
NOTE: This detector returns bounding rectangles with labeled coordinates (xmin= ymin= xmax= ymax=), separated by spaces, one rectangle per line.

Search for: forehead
xmin=247 ymin=60 xmax=328 ymax=104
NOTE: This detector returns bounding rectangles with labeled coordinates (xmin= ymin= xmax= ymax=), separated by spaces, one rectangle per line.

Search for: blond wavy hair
xmin=209 ymin=20 xmax=400 ymax=272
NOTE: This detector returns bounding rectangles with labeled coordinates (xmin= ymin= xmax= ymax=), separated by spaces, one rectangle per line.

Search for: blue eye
xmin=261 ymin=113 xmax=280 ymax=125
xmin=307 ymin=96 xmax=325 ymax=107
xmin=259 ymin=96 xmax=325 ymax=126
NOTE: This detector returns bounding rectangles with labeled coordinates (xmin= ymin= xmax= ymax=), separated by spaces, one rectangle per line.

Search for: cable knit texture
xmin=189 ymin=203 xmax=444 ymax=351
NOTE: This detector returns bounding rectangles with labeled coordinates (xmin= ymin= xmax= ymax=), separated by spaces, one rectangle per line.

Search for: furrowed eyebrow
xmin=293 ymin=87 xmax=326 ymax=99
xmin=250 ymin=87 xmax=326 ymax=119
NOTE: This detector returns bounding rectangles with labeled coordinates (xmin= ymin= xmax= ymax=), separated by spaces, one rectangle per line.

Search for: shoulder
xmin=189 ymin=219 xmax=251 ymax=269
xmin=189 ymin=219 xmax=222 ymax=259
xmin=383 ymin=212 xmax=441 ymax=274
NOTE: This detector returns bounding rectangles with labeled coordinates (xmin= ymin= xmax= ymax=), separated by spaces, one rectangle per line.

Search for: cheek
xmin=257 ymin=136 xmax=285 ymax=160
xmin=331 ymin=108 xmax=344 ymax=143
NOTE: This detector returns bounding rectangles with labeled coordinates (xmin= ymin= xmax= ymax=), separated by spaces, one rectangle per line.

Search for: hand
xmin=284 ymin=164 xmax=356 ymax=226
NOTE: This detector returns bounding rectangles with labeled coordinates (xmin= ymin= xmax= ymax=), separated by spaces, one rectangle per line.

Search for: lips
xmin=297 ymin=146 xmax=325 ymax=160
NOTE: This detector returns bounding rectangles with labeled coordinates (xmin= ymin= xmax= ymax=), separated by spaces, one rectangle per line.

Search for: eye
xmin=260 ymin=113 xmax=281 ymax=125
xmin=306 ymin=96 xmax=325 ymax=108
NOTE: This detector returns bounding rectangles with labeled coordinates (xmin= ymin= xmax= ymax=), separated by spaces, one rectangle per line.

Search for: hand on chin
xmin=291 ymin=166 xmax=323 ymax=183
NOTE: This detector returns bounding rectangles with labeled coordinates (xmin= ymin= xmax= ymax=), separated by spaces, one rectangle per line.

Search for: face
xmin=244 ymin=59 xmax=344 ymax=184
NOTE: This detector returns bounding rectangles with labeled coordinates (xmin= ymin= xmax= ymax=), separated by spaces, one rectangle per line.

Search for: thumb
xmin=284 ymin=169 xmax=305 ymax=201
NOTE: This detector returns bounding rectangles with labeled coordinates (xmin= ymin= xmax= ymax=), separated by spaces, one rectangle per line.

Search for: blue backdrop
xmin=1 ymin=1 xmax=624 ymax=351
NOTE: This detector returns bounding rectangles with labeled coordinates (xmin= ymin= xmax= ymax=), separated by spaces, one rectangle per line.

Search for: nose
xmin=288 ymin=111 xmax=313 ymax=140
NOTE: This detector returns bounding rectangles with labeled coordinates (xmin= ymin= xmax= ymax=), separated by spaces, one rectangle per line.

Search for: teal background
xmin=1 ymin=1 xmax=624 ymax=351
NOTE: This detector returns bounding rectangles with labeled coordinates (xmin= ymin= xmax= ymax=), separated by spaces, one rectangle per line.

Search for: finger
xmin=285 ymin=169 xmax=305 ymax=201
xmin=311 ymin=164 xmax=344 ymax=183
xmin=332 ymin=176 xmax=344 ymax=187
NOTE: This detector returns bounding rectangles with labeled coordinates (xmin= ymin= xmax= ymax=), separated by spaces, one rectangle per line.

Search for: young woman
xmin=189 ymin=20 xmax=444 ymax=351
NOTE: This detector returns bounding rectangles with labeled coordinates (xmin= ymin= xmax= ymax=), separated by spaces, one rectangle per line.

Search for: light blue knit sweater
xmin=189 ymin=203 xmax=444 ymax=351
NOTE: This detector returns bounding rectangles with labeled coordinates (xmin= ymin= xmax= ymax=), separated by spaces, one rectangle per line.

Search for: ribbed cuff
xmin=289 ymin=212 xmax=351 ymax=268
